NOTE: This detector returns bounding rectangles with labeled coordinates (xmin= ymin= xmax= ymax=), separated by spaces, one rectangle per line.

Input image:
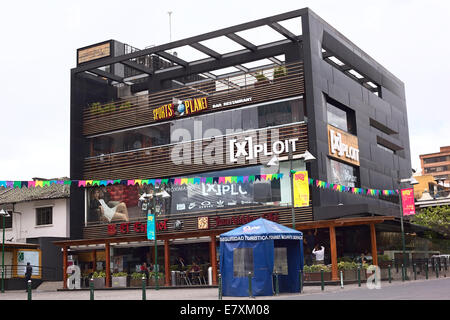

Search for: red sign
xmin=401 ymin=188 xmax=416 ymax=216
xmin=212 ymin=213 xmax=279 ymax=229
xmin=107 ymin=220 xmax=168 ymax=236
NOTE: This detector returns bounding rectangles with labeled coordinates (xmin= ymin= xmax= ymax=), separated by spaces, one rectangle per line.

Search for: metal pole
xmin=27 ymin=280 xmax=32 ymax=301
xmin=142 ymin=274 xmax=146 ymax=300
xmin=218 ymin=274 xmax=222 ymax=300
xmin=152 ymin=195 xmax=159 ymax=291
xmin=436 ymin=263 xmax=439 ymax=278
xmin=340 ymin=270 xmax=344 ymax=289
xmin=289 ymin=148 xmax=295 ymax=229
xmin=413 ymin=263 xmax=416 ymax=280
xmin=275 ymin=272 xmax=279 ymax=295
xmin=248 ymin=272 xmax=252 ymax=298
xmin=399 ymin=189 xmax=408 ymax=281
xmin=357 ymin=266 xmax=361 ymax=287
xmin=388 ymin=265 xmax=391 ymax=283
xmin=299 ymin=270 xmax=303 ymax=293
xmin=425 ymin=261 xmax=429 ymax=280
xmin=1 ymin=214 xmax=5 ymax=293
xmin=320 ymin=269 xmax=324 ymax=291
xmin=89 ymin=278 xmax=94 ymax=300
xmin=401 ymin=264 xmax=405 ymax=282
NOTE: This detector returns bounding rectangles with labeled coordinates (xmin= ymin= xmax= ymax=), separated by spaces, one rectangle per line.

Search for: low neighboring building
xmin=413 ymin=174 xmax=449 ymax=200
xmin=0 ymin=178 xmax=70 ymax=289
xmin=420 ymin=146 xmax=450 ymax=186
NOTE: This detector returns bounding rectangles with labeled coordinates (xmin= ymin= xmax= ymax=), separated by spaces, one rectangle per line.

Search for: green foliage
xmin=337 ymin=256 xmax=353 ymax=263
xmin=92 ymin=271 xmax=106 ymax=278
xmin=412 ymin=205 xmax=450 ymax=237
xmin=273 ymin=66 xmax=287 ymax=79
xmin=112 ymin=272 xmax=128 ymax=277
xmin=254 ymin=72 xmax=269 ymax=82
xmin=131 ymin=272 xmax=145 ymax=280
xmin=337 ymin=261 xmax=358 ymax=270
xmin=150 ymin=272 xmax=165 ymax=279
xmin=377 ymin=254 xmax=391 ymax=262
xmin=303 ymin=264 xmax=331 ymax=272
xmin=170 ymin=265 xmax=180 ymax=271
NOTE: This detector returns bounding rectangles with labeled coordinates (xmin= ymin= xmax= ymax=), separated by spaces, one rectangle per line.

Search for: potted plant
xmin=92 ymin=271 xmax=106 ymax=289
xmin=273 ymin=66 xmax=287 ymax=82
xmin=303 ymin=264 xmax=331 ymax=282
xmin=130 ymin=272 xmax=146 ymax=287
xmin=149 ymin=272 xmax=165 ymax=286
xmin=254 ymin=72 xmax=270 ymax=87
xmin=112 ymin=272 xmax=128 ymax=288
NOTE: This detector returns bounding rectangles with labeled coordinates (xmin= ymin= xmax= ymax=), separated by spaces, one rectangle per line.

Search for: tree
xmin=411 ymin=205 xmax=450 ymax=238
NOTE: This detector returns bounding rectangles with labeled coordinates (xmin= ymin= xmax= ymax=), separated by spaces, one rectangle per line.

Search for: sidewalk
xmin=0 ymin=276 xmax=447 ymax=300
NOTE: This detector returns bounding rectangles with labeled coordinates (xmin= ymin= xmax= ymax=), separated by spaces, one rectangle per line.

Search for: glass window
xmin=36 ymin=207 xmax=52 ymax=226
xmin=85 ymin=160 xmax=307 ymax=224
xmin=233 ymin=247 xmax=254 ymax=277
xmin=327 ymin=103 xmax=347 ymax=132
xmin=86 ymin=98 xmax=304 ymax=157
xmin=1 ymin=211 xmax=12 ymax=229
xmin=273 ymin=247 xmax=288 ymax=275
xmin=329 ymin=158 xmax=359 ymax=187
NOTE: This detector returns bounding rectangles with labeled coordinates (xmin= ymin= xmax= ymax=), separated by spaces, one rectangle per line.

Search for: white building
xmin=0 ymin=178 xmax=70 ymax=289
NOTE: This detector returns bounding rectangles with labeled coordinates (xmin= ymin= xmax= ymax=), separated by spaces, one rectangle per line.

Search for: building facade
xmin=420 ymin=146 xmax=450 ymax=186
xmin=0 ymin=179 xmax=70 ymax=289
xmin=58 ymin=8 xmax=414 ymax=288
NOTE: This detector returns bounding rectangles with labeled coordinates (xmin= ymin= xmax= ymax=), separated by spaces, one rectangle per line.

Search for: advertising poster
xmin=293 ymin=171 xmax=309 ymax=207
xmin=401 ymin=188 xmax=416 ymax=216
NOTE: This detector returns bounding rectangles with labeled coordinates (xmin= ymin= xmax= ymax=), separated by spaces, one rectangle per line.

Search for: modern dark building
xmin=57 ymin=8 xmax=418 ymax=288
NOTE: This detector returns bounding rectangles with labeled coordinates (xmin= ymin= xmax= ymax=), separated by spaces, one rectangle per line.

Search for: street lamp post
xmin=398 ymin=176 xmax=419 ymax=280
xmin=1 ymin=208 xmax=11 ymax=293
xmin=289 ymin=149 xmax=316 ymax=229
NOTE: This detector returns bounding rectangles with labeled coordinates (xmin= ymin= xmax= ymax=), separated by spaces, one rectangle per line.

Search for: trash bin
xmin=208 ymin=267 xmax=213 ymax=286
xmin=171 ymin=271 xmax=177 ymax=286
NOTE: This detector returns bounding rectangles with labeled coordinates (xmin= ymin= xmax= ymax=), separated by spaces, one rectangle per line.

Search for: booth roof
xmin=219 ymin=218 xmax=303 ymax=242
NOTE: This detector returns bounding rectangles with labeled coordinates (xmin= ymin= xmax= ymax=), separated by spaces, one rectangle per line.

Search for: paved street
xmin=0 ymin=277 xmax=448 ymax=300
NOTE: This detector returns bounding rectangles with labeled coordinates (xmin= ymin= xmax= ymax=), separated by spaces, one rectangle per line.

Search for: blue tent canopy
xmin=219 ymin=218 xmax=303 ymax=296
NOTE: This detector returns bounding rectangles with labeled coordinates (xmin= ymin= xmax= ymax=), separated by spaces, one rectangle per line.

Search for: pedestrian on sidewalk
xmin=312 ymin=244 xmax=325 ymax=265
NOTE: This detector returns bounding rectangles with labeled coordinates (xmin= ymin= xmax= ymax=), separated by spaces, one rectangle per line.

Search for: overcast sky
xmin=0 ymin=0 xmax=449 ymax=181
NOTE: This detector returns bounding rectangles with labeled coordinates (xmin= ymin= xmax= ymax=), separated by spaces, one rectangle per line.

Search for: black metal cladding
xmin=70 ymin=8 xmax=411 ymax=231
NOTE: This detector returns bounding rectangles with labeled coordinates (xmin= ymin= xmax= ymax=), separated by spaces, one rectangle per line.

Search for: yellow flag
xmin=293 ymin=171 xmax=309 ymax=207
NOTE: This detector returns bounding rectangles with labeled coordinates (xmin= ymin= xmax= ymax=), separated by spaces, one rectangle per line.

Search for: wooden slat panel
xmin=83 ymin=122 xmax=308 ymax=180
xmin=82 ymin=62 xmax=304 ymax=136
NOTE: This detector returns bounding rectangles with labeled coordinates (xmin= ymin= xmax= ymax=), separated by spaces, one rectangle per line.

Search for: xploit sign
xmin=229 ymin=137 xmax=298 ymax=163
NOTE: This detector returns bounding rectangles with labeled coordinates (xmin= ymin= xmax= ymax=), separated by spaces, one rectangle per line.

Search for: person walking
xmin=312 ymin=244 xmax=325 ymax=265
xmin=25 ymin=262 xmax=32 ymax=291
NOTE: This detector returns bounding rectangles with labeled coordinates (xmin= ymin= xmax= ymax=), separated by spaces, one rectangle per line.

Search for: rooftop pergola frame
xmin=72 ymin=9 xmax=306 ymax=91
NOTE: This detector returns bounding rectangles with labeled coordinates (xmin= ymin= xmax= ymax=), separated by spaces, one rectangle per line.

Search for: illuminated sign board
xmin=153 ymin=97 xmax=208 ymax=121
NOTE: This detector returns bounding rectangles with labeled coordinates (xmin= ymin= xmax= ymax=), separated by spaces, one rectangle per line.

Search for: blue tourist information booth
xmin=219 ymin=218 xmax=303 ymax=296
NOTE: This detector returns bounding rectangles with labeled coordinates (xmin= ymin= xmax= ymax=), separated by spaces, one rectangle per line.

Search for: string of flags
xmin=0 ymin=173 xmax=285 ymax=189
xmin=0 ymin=174 xmax=399 ymax=197
xmin=307 ymin=177 xmax=398 ymax=196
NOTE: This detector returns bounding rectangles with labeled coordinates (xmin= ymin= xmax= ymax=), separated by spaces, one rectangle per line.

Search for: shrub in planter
xmin=149 ymin=272 xmax=165 ymax=286
xmin=254 ymin=73 xmax=270 ymax=87
xmin=273 ymin=66 xmax=287 ymax=82
xmin=130 ymin=272 xmax=146 ymax=287
xmin=338 ymin=261 xmax=358 ymax=280
xmin=112 ymin=272 xmax=128 ymax=288
xmin=303 ymin=264 xmax=332 ymax=281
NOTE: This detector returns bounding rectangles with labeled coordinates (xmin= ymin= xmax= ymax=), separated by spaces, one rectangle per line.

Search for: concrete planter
xmin=149 ymin=276 xmax=165 ymax=286
xmin=93 ymin=277 xmax=105 ymax=289
xmin=304 ymin=272 xmax=331 ymax=282
xmin=130 ymin=278 xmax=145 ymax=287
xmin=112 ymin=276 xmax=127 ymax=288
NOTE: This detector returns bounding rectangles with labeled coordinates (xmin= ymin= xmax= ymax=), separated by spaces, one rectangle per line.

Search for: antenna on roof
xmin=168 ymin=11 xmax=173 ymax=43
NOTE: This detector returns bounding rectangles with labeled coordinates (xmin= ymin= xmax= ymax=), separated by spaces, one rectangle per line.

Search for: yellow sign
xmin=293 ymin=171 xmax=309 ymax=207
xmin=153 ymin=97 xmax=208 ymax=121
